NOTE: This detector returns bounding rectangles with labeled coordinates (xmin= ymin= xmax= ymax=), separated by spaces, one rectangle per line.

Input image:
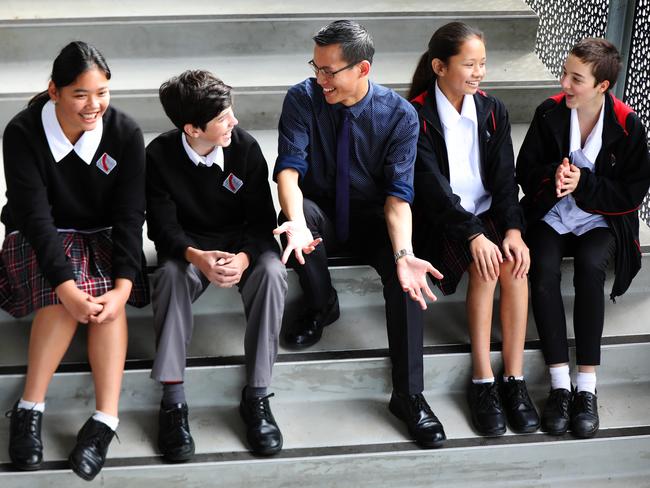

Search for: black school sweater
xmin=1 ymin=98 xmax=146 ymax=288
xmin=145 ymin=127 xmax=278 ymax=262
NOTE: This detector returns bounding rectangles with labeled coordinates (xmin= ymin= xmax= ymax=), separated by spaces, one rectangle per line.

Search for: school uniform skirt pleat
xmin=436 ymin=213 xmax=505 ymax=296
xmin=0 ymin=229 xmax=149 ymax=318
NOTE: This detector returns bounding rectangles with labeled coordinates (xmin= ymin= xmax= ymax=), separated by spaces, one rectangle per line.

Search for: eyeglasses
xmin=308 ymin=59 xmax=357 ymax=79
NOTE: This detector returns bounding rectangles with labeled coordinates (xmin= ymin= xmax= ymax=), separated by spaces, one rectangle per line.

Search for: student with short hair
xmin=274 ymin=19 xmax=446 ymax=449
xmin=408 ymin=22 xmax=539 ymax=437
xmin=1 ymin=41 xmax=148 ymax=480
xmin=146 ymin=70 xmax=287 ymax=460
xmin=517 ymin=38 xmax=650 ymax=438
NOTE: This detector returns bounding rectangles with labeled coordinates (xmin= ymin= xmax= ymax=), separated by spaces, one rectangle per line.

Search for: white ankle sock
xmin=549 ymin=365 xmax=571 ymax=391
xmin=18 ymin=398 xmax=45 ymax=412
xmin=472 ymin=377 xmax=495 ymax=384
xmin=92 ymin=411 xmax=119 ymax=431
xmin=576 ymin=371 xmax=597 ymax=394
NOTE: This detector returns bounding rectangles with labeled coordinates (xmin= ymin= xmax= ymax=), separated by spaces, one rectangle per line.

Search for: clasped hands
xmin=556 ymin=157 xmax=581 ymax=198
xmin=188 ymin=248 xmax=249 ymax=289
xmin=55 ymin=278 xmax=131 ymax=325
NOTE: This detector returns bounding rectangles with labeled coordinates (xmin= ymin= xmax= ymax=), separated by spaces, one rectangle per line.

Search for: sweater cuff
xmin=45 ymin=266 xmax=76 ymax=290
xmin=112 ymin=264 xmax=138 ymax=284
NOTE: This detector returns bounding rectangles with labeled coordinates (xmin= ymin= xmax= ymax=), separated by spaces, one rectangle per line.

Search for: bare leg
xmin=22 ymin=305 xmax=79 ymax=403
xmin=498 ymin=260 xmax=528 ymax=378
xmin=87 ymin=309 xmax=128 ymax=416
xmin=466 ymin=266 xmax=498 ymax=379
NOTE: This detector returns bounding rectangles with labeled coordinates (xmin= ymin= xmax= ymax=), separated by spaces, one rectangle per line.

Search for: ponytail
xmin=407 ymin=51 xmax=434 ymax=101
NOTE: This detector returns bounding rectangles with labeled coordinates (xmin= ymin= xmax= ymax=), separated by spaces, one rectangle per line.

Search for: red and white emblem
xmin=96 ymin=153 xmax=117 ymax=175
xmin=223 ymin=173 xmax=243 ymax=193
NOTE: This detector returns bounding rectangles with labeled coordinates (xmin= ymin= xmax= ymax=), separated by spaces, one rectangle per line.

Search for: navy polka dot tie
xmin=336 ymin=109 xmax=351 ymax=241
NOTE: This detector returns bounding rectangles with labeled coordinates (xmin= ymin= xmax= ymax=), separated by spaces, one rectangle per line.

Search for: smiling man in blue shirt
xmin=273 ymin=20 xmax=446 ymax=448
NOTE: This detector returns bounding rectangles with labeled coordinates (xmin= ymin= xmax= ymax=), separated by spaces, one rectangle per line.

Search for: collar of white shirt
xmin=569 ymin=102 xmax=605 ymax=164
xmin=435 ymin=81 xmax=478 ymax=130
xmin=181 ymin=133 xmax=224 ymax=170
xmin=41 ymin=100 xmax=103 ymax=165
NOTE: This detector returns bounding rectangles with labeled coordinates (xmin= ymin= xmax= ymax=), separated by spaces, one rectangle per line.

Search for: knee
xmin=251 ymin=252 xmax=288 ymax=291
xmin=468 ymin=265 xmax=498 ymax=289
xmin=152 ymin=259 xmax=188 ymax=294
xmin=573 ymin=255 xmax=608 ymax=286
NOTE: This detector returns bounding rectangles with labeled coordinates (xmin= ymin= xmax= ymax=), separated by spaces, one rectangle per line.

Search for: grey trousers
xmin=150 ymin=250 xmax=288 ymax=387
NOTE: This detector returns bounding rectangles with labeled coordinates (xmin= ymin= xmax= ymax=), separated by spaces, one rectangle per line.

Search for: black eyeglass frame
xmin=308 ymin=59 xmax=358 ymax=78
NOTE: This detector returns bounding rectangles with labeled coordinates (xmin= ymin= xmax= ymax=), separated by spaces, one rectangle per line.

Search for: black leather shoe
xmin=283 ymin=289 xmax=339 ymax=349
xmin=467 ymin=381 xmax=506 ymax=436
xmin=239 ymin=389 xmax=283 ymax=456
xmin=388 ymin=391 xmax=446 ymax=448
xmin=500 ymin=377 xmax=541 ymax=433
xmin=6 ymin=402 xmax=43 ymax=470
xmin=68 ymin=418 xmax=115 ymax=481
xmin=571 ymin=391 xmax=599 ymax=438
xmin=158 ymin=403 xmax=195 ymax=462
xmin=541 ymin=388 xmax=572 ymax=435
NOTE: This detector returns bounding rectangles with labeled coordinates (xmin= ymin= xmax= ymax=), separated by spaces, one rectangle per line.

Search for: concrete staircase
xmin=0 ymin=1 xmax=649 ymax=486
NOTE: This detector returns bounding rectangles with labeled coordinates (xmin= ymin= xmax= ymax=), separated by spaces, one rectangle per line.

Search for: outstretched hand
xmin=273 ymin=221 xmax=322 ymax=265
xmin=396 ymin=255 xmax=443 ymax=310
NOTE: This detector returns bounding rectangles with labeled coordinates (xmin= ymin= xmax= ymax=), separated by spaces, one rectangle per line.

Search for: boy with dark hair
xmin=517 ymin=38 xmax=650 ymax=438
xmin=274 ymin=20 xmax=446 ymax=448
xmin=147 ymin=70 xmax=287 ymax=459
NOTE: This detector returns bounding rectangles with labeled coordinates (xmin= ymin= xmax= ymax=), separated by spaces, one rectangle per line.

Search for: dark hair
xmin=407 ymin=22 xmax=484 ymax=100
xmin=29 ymin=41 xmax=111 ymax=106
xmin=313 ymin=20 xmax=375 ymax=65
xmin=569 ymin=38 xmax=621 ymax=89
xmin=159 ymin=70 xmax=232 ymax=132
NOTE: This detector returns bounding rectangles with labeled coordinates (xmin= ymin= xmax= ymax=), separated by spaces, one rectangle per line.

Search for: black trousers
xmin=280 ymin=198 xmax=424 ymax=394
xmin=527 ymin=221 xmax=616 ymax=366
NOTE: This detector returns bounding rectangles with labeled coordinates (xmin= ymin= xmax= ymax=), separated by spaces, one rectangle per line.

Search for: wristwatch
xmin=393 ymin=248 xmax=414 ymax=263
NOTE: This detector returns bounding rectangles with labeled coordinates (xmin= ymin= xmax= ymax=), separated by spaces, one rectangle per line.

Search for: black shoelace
xmin=505 ymin=379 xmax=532 ymax=407
xmin=5 ymin=406 xmax=40 ymax=437
xmin=549 ymin=389 xmax=571 ymax=415
xmin=573 ymin=393 xmax=596 ymax=415
xmin=79 ymin=423 xmax=117 ymax=451
xmin=168 ymin=407 xmax=189 ymax=428
xmin=477 ymin=383 xmax=502 ymax=411
xmin=250 ymin=393 xmax=275 ymax=420
xmin=408 ymin=393 xmax=433 ymax=417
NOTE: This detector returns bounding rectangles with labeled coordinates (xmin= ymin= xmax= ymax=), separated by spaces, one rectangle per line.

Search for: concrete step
xmin=0 ymin=0 xmax=536 ymax=20
xmin=0 ymin=50 xmax=557 ymax=132
xmin=0 ymin=257 xmax=649 ymax=368
xmin=0 ymin=342 xmax=648 ymax=485
xmin=0 ymin=4 xmax=538 ymax=62
xmin=1 ymin=434 xmax=649 ymax=487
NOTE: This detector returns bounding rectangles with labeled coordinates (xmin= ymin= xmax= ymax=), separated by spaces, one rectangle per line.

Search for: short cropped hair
xmin=313 ymin=20 xmax=375 ymax=65
xmin=570 ymin=38 xmax=621 ymax=89
xmin=159 ymin=70 xmax=232 ymax=131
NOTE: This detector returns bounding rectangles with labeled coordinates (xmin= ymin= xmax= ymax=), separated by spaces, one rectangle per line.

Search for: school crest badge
xmin=223 ymin=173 xmax=243 ymax=193
xmin=96 ymin=153 xmax=117 ymax=175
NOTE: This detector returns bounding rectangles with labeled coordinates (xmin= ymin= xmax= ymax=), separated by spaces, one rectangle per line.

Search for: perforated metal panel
xmin=625 ymin=0 xmax=650 ymax=225
xmin=525 ymin=0 xmax=609 ymax=77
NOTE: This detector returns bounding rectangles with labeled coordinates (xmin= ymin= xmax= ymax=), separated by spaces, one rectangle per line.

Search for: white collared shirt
xmin=181 ymin=133 xmax=224 ymax=170
xmin=435 ymin=82 xmax=492 ymax=216
xmin=41 ymin=100 xmax=103 ymax=164
xmin=543 ymin=102 xmax=608 ymax=235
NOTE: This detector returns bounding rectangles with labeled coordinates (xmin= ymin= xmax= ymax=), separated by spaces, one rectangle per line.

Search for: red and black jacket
xmin=516 ymin=92 xmax=650 ymax=298
xmin=410 ymin=83 xmax=524 ymax=264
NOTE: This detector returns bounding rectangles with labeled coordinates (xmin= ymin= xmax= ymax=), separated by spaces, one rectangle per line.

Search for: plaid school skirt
xmin=437 ymin=214 xmax=505 ymax=296
xmin=0 ymin=229 xmax=149 ymax=318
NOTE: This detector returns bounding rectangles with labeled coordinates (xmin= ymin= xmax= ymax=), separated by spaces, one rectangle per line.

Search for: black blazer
xmin=410 ymin=82 xmax=524 ymax=264
xmin=516 ymin=92 xmax=650 ymax=298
